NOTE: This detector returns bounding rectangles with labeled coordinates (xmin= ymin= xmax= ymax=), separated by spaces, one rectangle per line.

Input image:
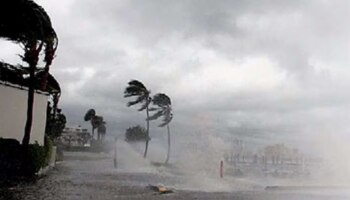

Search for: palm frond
xmin=84 ymin=109 xmax=96 ymax=121
xmin=149 ymin=93 xmax=173 ymax=127
xmin=148 ymin=107 xmax=160 ymax=111
xmin=124 ymin=80 xmax=150 ymax=110
xmin=124 ymin=81 xmax=149 ymax=100
xmin=159 ymin=113 xmax=173 ymax=127
xmin=127 ymin=96 xmax=146 ymax=107
xmin=148 ymin=110 xmax=163 ymax=121
xmin=91 ymin=115 xmax=103 ymax=128
xmin=0 ymin=0 xmax=57 ymax=43
xmin=138 ymin=101 xmax=149 ymax=111
xmin=124 ymin=86 xmax=144 ymax=97
xmin=152 ymin=93 xmax=171 ymax=107
xmin=128 ymin=80 xmax=147 ymax=90
xmin=0 ymin=0 xmax=58 ymax=91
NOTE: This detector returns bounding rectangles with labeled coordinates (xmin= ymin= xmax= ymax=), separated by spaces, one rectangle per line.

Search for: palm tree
xmin=97 ymin=121 xmax=107 ymax=141
xmin=124 ymin=80 xmax=151 ymax=158
xmin=0 ymin=0 xmax=58 ymax=146
xmin=84 ymin=109 xmax=104 ymax=140
xmin=148 ymin=93 xmax=173 ymax=163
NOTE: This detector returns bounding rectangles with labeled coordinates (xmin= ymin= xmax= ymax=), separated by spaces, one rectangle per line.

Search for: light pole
xmin=113 ymin=136 xmax=118 ymax=168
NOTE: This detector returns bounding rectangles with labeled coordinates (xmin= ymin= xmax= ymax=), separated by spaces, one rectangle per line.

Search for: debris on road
xmin=148 ymin=184 xmax=174 ymax=194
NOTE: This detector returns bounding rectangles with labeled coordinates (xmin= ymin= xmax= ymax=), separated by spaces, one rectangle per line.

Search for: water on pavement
xmin=1 ymin=140 xmax=350 ymax=200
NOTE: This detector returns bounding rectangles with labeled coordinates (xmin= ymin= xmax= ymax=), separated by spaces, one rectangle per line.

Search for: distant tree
xmin=125 ymin=125 xmax=149 ymax=142
xmin=264 ymin=143 xmax=289 ymax=165
xmin=84 ymin=109 xmax=103 ymax=140
xmin=148 ymin=93 xmax=173 ymax=163
xmin=124 ymin=80 xmax=151 ymax=158
xmin=46 ymin=108 xmax=66 ymax=139
xmin=97 ymin=121 xmax=107 ymax=141
xmin=0 ymin=0 xmax=58 ymax=146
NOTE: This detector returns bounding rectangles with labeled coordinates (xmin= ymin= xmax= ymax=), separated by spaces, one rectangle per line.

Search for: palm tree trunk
xmin=92 ymin=127 xmax=94 ymax=140
xmin=144 ymin=105 xmax=150 ymax=158
xmin=165 ymin=124 xmax=171 ymax=164
xmin=22 ymin=42 xmax=43 ymax=146
xmin=52 ymin=93 xmax=59 ymax=118
xmin=22 ymin=64 xmax=35 ymax=146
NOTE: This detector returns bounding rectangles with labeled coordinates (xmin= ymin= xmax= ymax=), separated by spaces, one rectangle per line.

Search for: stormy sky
xmin=2 ymin=0 xmax=350 ymax=150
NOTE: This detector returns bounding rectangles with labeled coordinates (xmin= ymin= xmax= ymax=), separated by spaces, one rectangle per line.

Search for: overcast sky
xmin=2 ymin=0 xmax=350 ymax=150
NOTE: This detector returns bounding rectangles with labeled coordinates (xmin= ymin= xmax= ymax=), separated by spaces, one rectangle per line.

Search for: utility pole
xmin=113 ymin=136 xmax=117 ymax=168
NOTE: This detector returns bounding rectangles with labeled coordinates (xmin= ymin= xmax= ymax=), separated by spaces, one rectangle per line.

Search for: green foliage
xmin=0 ymin=137 xmax=53 ymax=178
xmin=0 ymin=0 xmax=58 ymax=146
xmin=46 ymin=109 xmax=66 ymax=139
xmin=92 ymin=115 xmax=104 ymax=129
xmin=0 ymin=0 xmax=57 ymax=44
xmin=84 ymin=108 xmax=104 ymax=136
xmin=84 ymin=109 xmax=96 ymax=121
xmin=124 ymin=80 xmax=151 ymax=111
xmin=148 ymin=93 xmax=173 ymax=163
xmin=124 ymin=80 xmax=152 ymax=157
xmin=0 ymin=139 xmax=22 ymax=176
xmin=125 ymin=125 xmax=149 ymax=142
xmin=149 ymin=93 xmax=173 ymax=127
xmin=152 ymin=93 xmax=171 ymax=107
xmin=24 ymin=142 xmax=46 ymax=175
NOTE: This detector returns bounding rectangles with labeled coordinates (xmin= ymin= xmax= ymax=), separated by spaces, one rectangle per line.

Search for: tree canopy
xmin=125 ymin=125 xmax=149 ymax=142
xmin=149 ymin=93 xmax=173 ymax=127
xmin=124 ymin=80 xmax=151 ymax=111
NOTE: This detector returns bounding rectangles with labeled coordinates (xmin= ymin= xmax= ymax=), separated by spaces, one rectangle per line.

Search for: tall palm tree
xmin=148 ymin=93 xmax=173 ymax=163
xmin=84 ymin=109 xmax=104 ymax=140
xmin=124 ymin=80 xmax=151 ymax=158
xmin=0 ymin=0 xmax=58 ymax=146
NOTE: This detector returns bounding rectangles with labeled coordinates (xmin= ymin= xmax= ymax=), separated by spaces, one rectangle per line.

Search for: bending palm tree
xmin=124 ymin=80 xmax=151 ymax=158
xmin=0 ymin=0 xmax=58 ymax=146
xmin=148 ymin=93 xmax=173 ymax=163
xmin=84 ymin=109 xmax=104 ymax=140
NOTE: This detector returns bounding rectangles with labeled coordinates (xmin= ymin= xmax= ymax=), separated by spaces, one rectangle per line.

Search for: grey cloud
xmin=3 ymin=0 xmax=350 ymax=150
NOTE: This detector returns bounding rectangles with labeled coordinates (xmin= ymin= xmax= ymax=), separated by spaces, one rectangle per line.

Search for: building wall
xmin=0 ymin=83 xmax=48 ymax=145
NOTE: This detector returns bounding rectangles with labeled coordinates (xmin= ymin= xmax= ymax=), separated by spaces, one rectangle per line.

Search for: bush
xmin=125 ymin=125 xmax=150 ymax=142
xmin=0 ymin=137 xmax=53 ymax=178
xmin=22 ymin=143 xmax=46 ymax=175
xmin=0 ymin=138 xmax=22 ymax=176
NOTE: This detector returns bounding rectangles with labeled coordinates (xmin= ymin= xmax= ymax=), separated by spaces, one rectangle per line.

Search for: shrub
xmin=0 ymin=137 xmax=54 ymax=178
xmin=125 ymin=125 xmax=150 ymax=142
xmin=22 ymin=143 xmax=46 ymax=175
xmin=0 ymin=138 xmax=22 ymax=176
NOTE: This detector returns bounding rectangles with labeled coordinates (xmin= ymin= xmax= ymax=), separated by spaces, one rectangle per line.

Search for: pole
xmin=220 ymin=160 xmax=224 ymax=178
xmin=114 ymin=137 xmax=117 ymax=168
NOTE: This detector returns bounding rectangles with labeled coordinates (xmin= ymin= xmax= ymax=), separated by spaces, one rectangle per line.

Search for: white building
xmin=0 ymin=81 xmax=48 ymax=145
xmin=59 ymin=126 xmax=91 ymax=147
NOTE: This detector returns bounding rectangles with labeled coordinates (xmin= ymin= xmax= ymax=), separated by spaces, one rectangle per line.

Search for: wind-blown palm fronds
xmin=148 ymin=93 xmax=173 ymax=163
xmin=0 ymin=0 xmax=58 ymax=72
xmin=149 ymin=93 xmax=173 ymax=127
xmin=124 ymin=80 xmax=151 ymax=111
xmin=84 ymin=109 xmax=96 ymax=121
xmin=84 ymin=109 xmax=104 ymax=140
xmin=124 ymin=80 xmax=151 ymax=158
xmin=0 ymin=0 xmax=58 ymax=146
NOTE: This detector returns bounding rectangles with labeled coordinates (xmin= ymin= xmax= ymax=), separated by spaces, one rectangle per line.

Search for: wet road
xmin=1 ymin=147 xmax=350 ymax=199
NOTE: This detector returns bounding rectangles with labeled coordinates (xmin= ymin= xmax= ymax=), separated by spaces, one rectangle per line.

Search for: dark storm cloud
xmin=3 ymin=0 xmax=350 ymax=148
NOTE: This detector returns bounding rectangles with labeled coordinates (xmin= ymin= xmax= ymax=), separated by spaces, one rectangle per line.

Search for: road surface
xmin=1 ymin=142 xmax=350 ymax=199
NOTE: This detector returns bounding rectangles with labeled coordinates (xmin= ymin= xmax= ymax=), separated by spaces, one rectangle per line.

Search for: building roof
xmin=0 ymin=61 xmax=60 ymax=94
